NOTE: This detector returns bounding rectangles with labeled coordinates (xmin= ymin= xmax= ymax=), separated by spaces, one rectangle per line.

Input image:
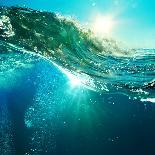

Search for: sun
xmin=92 ymin=15 xmax=115 ymax=36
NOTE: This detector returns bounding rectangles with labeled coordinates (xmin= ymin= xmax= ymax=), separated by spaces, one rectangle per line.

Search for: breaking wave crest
xmin=0 ymin=6 xmax=154 ymax=102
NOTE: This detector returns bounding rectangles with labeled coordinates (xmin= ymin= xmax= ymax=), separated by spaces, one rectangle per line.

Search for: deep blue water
xmin=1 ymin=58 xmax=155 ymax=155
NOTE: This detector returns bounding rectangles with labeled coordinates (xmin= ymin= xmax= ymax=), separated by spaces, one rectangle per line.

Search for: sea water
xmin=0 ymin=7 xmax=155 ymax=155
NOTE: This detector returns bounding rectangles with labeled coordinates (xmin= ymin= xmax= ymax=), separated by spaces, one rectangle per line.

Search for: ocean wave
xmin=0 ymin=6 xmax=154 ymax=102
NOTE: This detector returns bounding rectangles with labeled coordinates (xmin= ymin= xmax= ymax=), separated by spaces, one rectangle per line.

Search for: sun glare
xmin=53 ymin=62 xmax=82 ymax=88
xmin=67 ymin=73 xmax=82 ymax=87
xmin=92 ymin=15 xmax=115 ymax=36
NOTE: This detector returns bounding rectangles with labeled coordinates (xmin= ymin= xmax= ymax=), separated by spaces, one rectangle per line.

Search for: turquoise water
xmin=0 ymin=6 xmax=155 ymax=155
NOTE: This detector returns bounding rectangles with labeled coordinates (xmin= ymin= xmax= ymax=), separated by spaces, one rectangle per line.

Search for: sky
xmin=0 ymin=0 xmax=155 ymax=48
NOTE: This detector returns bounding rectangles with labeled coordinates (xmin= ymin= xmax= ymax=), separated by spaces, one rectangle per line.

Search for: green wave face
xmin=0 ymin=6 xmax=154 ymax=101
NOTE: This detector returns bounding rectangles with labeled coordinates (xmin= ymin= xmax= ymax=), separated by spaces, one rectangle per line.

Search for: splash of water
xmin=0 ymin=6 xmax=154 ymax=102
